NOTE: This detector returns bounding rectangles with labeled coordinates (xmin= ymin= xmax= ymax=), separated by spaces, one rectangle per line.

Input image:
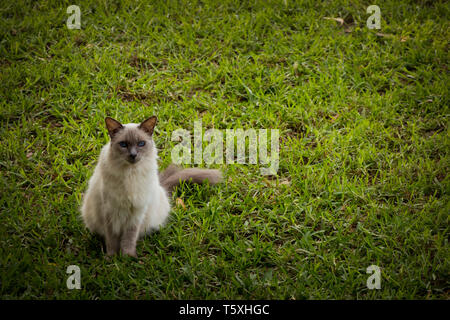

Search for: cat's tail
xmin=159 ymin=164 xmax=222 ymax=194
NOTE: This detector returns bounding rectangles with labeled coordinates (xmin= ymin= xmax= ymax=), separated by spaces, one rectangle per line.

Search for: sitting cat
xmin=81 ymin=116 xmax=221 ymax=257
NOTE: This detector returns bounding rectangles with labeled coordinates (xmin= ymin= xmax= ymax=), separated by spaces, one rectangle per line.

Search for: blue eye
xmin=138 ymin=141 xmax=145 ymax=147
xmin=119 ymin=141 xmax=127 ymax=148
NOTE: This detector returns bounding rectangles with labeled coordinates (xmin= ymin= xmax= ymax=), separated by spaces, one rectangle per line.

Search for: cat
xmin=81 ymin=116 xmax=222 ymax=257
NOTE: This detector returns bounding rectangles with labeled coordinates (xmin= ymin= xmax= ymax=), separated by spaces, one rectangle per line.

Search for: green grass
xmin=0 ymin=0 xmax=448 ymax=299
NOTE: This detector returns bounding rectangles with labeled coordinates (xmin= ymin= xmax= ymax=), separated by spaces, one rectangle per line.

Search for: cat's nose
xmin=130 ymin=153 xmax=137 ymax=159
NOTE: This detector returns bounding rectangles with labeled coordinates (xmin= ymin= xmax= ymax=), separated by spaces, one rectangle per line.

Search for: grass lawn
xmin=0 ymin=0 xmax=448 ymax=299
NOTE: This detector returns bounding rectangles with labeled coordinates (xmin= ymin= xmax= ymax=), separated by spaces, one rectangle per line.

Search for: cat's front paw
xmin=106 ymin=245 xmax=119 ymax=256
xmin=106 ymin=249 xmax=118 ymax=256
xmin=121 ymin=249 xmax=138 ymax=258
xmin=105 ymin=237 xmax=120 ymax=256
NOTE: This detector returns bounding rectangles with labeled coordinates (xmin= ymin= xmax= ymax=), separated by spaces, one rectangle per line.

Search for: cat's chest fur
xmin=98 ymin=151 xmax=160 ymax=235
xmin=124 ymin=172 xmax=152 ymax=205
xmin=104 ymin=163 xmax=156 ymax=208
xmin=99 ymin=143 xmax=159 ymax=210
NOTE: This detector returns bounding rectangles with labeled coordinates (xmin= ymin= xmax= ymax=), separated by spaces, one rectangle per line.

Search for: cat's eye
xmin=137 ymin=141 xmax=145 ymax=147
xmin=119 ymin=141 xmax=127 ymax=148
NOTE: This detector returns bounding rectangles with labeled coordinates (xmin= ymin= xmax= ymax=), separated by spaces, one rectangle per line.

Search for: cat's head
xmin=104 ymin=116 xmax=157 ymax=165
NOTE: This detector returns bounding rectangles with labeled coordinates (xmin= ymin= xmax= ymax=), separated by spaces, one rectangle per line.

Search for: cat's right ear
xmin=105 ymin=117 xmax=123 ymax=139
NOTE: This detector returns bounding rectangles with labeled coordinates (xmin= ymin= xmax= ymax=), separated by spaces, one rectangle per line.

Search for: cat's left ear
xmin=139 ymin=116 xmax=157 ymax=136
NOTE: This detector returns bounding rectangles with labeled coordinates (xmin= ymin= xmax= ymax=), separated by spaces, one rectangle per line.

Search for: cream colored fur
xmin=81 ymin=122 xmax=170 ymax=257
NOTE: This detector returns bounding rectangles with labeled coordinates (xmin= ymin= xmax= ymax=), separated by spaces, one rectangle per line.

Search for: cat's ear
xmin=105 ymin=117 xmax=123 ymax=138
xmin=139 ymin=116 xmax=157 ymax=136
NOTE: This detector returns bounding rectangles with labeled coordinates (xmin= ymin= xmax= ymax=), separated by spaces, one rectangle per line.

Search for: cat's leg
xmin=120 ymin=224 xmax=139 ymax=257
xmin=105 ymin=220 xmax=120 ymax=256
